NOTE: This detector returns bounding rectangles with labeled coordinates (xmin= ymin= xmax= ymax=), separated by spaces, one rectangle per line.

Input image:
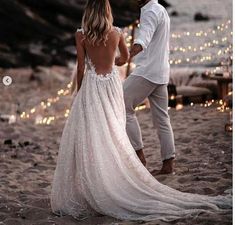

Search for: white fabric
xmin=50 ymin=55 xmax=231 ymax=221
xmin=132 ymin=0 xmax=170 ymax=84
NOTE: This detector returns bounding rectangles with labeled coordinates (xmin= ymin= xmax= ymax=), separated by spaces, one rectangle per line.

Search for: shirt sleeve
xmin=134 ymin=10 xmax=162 ymax=50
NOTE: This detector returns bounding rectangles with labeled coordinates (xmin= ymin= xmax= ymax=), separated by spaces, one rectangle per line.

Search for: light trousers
xmin=123 ymin=75 xmax=175 ymax=161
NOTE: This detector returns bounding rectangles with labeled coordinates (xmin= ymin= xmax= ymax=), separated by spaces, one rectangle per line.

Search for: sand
xmin=0 ymin=100 xmax=232 ymax=225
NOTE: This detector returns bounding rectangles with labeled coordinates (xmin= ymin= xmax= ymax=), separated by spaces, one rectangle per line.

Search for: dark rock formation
xmin=194 ymin=12 xmax=210 ymax=22
xmin=171 ymin=11 xmax=179 ymax=17
xmin=0 ymin=0 xmax=171 ymax=68
xmin=4 ymin=139 xmax=13 ymax=145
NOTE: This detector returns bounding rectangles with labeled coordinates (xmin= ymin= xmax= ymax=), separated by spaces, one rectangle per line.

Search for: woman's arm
xmin=115 ymin=33 xmax=130 ymax=66
xmin=75 ymin=32 xmax=85 ymax=92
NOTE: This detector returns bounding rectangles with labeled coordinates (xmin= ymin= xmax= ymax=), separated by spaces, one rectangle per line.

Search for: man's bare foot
xmin=158 ymin=157 xmax=175 ymax=174
xmin=136 ymin=149 xmax=146 ymax=167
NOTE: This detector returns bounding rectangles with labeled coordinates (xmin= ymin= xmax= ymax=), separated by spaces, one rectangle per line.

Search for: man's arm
xmin=130 ymin=10 xmax=161 ymax=58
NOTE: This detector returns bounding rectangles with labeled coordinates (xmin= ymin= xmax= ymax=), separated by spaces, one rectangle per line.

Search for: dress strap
xmin=113 ymin=26 xmax=122 ymax=34
xmin=77 ymin=28 xmax=84 ymax=34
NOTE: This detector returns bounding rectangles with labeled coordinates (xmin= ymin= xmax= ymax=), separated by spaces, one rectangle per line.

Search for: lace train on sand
xmin=50 ymin=59 xmax=232 ymax=222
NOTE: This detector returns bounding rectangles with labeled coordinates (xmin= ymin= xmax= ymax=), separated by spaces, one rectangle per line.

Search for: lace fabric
xmin=51 ymin=28 xmax=232 ymax=222
xmin=86 ymin=56 xmax=118 ymax=79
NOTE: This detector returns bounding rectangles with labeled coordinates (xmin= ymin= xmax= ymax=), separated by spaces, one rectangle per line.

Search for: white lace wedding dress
xmin=50 ymin=42 xmax=231 ymax=222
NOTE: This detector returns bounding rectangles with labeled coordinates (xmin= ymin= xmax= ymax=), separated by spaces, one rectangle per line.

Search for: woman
xmin=50 ymin=0 xmax=231 ymax=222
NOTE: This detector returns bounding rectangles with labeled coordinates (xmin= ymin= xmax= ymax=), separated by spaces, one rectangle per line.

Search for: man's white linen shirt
xmin=132 ymin=0 xmax=170 ymax=84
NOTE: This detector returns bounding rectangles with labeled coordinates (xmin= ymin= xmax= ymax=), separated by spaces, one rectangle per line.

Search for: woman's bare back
xmin=75 ymin=26 xmax=129 ymax=91
xmin=83 ymin=28 xmax=121 ymax=75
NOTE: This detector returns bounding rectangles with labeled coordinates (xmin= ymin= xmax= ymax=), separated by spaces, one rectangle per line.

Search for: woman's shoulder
xmin=76 ymin=27 xmax=121 ymax=35
xmin=112 ymin=26 xmax=122 ymax=34
xmin=76 ymin=28 xmax=84 ymax=34
xmin=75 ymin=28 xmax=85 ymax=43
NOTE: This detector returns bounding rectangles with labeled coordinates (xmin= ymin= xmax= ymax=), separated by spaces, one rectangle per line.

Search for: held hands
xmin=115 ymin=44 xmax=143 ymax=66
xmin=130 ymin=44 xmax=143 ymax=58
xmin=115 ymin=57 xmax=127 ymax=66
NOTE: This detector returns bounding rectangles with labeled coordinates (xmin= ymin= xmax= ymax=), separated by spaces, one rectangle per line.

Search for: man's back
xmin=132 ymin=0 xmax=170 ymax=84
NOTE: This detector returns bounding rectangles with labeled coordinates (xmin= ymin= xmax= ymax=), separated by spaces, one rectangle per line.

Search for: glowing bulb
xmin=30 ymin=108 xmax=36 ymax=114
xmin=176 ymin=104 xmax=183 ymax=111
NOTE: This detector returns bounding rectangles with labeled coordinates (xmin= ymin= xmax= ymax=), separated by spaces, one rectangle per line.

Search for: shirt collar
xmin=141 ymin=0 xmax=158 ymax=11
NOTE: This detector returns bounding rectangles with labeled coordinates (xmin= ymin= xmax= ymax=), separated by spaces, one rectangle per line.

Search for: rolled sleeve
xmin=134 ymin=10 xmax=162 ymax=50
xmin=133 ymin=39 xmax=147 ymax=49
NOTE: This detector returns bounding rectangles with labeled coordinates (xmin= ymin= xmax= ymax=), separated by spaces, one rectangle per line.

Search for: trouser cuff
xmin=134 ymin=146 xmax=144 ymax=151
xmin=162 ymin=153 xmax=175 ymax=162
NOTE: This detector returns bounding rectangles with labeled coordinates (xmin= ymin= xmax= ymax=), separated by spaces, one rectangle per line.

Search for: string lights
xmin=123 ymin=20 xmax=232 ymax=43
xmin=123 ymin=20 xmax=232 ymax=67
xmin=20 ymin=82 xmax=72 ymax=120
xmin=170 ymin=36 xmax=231 ymax=53
xmin=169 ymin=45 xmax=232 ymax=65
xmin=16 ymin=19 xmax=232 ymax=125
xmin=170 ymin=20 xmax=231 ymax=39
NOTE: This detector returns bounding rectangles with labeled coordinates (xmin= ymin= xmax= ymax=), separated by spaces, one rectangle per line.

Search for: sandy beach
xmin=0 ymin=98 xmax=232 ymax=225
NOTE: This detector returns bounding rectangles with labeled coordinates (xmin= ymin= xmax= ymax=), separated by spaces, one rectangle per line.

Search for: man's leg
xmin=123 ymin=75 xmax=156 ymax=166
xmin=148 ymin=84 xmax=176 ymax=174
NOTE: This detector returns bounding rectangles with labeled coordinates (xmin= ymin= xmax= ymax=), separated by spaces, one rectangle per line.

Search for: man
xmin=123 ymin=0 xmax=175 ymax=174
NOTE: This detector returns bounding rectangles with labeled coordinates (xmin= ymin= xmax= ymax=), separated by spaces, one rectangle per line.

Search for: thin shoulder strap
xmin=113 ymin=26 xmax=122 ymax=34
xmin=77 ymin=28 xmax=84 ymax=34
xmin=76 ymin=28 xmax=86 ymax=57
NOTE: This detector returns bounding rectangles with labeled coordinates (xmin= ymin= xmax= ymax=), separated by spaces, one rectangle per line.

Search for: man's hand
xmin=130 ymin=44 xmax=143 ymax=58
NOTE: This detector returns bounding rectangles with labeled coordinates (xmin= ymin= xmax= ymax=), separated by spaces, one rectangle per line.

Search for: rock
xmin=10 ymin=153 xmax=17 ymax=159
xmin=171 ymin=11 xmax=179 ymax=17
xmin=23 ymin=141 xmax=30 ymax=146
xmin=194 ymin=12 xmax=210 ymax=21
xmin=18 ymin=142 xmax=24 ymax=148
xmin=0 ymin=117 xmax=7 ymax=122
xmin=10 ymin=145 xmax=16 ymax=148
xmin=4 ymin=139 xmax=12 ymax=145
xmin=0 ymin=0 xmax=171 ymax=68
xmin=20 ymin=215 xmax=26 ymax=219
xmin=29 ymin=74 xmax=42 ymax=84
xmin=33 ymin=145 xmax=41 ymax=150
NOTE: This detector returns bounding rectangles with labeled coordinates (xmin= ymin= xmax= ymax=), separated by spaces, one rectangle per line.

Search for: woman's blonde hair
xmin=82 ymin=0 xmax=113 ymax=45
xmin=70 ymin=0 xmax=113 ymax=96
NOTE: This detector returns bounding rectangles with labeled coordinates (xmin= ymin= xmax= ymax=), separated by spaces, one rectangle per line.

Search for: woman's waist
xmin=86 ymin=65 xmax=118 ymax=79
